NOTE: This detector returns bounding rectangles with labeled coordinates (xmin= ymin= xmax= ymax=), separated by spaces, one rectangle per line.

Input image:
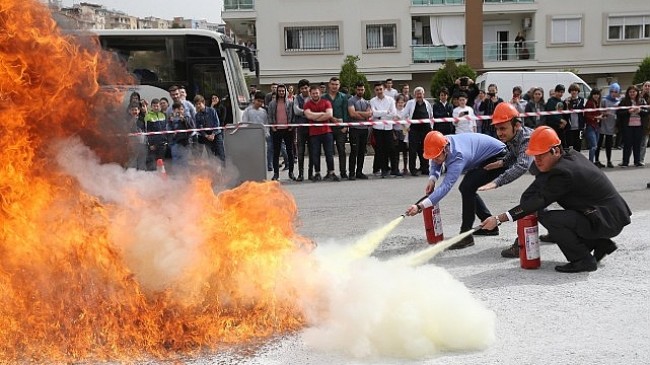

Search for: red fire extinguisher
xmin=517 ymin=214 xmax=541 ymax=269
xmin=423 ymin=204 xmax=444 ymax=244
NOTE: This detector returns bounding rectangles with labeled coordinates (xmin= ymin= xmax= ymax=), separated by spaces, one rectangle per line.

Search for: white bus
xmin=92 ymin=28 xmax=256 ymax=125
xmin=90 ymin=29 xmax=266 ymax=182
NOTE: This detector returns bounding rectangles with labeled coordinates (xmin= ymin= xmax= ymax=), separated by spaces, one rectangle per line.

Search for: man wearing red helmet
xmin=481 ymin=126 xmax=632 ymax=273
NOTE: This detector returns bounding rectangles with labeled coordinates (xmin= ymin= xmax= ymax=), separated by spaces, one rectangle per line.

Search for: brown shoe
xmin=501 ymin=239 xmax=520 ymax=258
xmin=448 ymin=234 xmax=475 ymax=250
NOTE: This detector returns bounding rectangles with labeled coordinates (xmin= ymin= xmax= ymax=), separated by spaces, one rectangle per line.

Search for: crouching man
xmin=481 ymin=126 xmax=631 ymax=273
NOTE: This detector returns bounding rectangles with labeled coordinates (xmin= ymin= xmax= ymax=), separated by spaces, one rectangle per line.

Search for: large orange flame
xmin=0 ymin=1 xmax=311 ymax=362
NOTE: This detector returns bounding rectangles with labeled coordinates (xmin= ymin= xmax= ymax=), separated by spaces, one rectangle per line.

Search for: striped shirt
xmin=493 ymin=126 xmax=534 ymax=187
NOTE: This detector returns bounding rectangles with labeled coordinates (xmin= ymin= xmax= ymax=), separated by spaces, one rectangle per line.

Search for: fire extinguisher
xmin=422 ymin=203 xmax=444 ymax=245
xmin=517 ymin=214 xmax=541 ymax=269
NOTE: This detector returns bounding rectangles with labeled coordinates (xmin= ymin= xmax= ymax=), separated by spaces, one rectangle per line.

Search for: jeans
xmin=332 ymin=127 xmax=348 ymax=175
xmin=584 ymin=125 xmax=599 ymax=162
xmin=310 ymin=133 xmax=334 ymax=174
xmin=296 ymin=127 xmax=312 ymax=177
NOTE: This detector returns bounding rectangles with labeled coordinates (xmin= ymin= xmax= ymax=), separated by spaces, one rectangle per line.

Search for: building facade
xmin=222 ymin=0 xmax=650 ymax=89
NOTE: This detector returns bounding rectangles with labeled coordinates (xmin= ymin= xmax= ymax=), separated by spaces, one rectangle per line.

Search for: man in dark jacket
xmin=482 ymin=126 xmax=631 ymax=273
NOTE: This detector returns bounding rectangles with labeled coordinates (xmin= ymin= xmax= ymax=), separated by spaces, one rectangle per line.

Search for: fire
xmin=0 ymin=1 xmax=310 ymax=362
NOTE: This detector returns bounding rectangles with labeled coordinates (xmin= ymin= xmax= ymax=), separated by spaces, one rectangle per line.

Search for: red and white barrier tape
xmin=128 ymin=104 xmax=648 ymax=137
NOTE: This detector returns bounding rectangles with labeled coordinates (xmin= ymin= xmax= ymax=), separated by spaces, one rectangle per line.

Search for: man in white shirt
xmin=370 ymin=82 xmax=400 ymax=177
xmin=384 ymin=78 xmax=399 ymax=99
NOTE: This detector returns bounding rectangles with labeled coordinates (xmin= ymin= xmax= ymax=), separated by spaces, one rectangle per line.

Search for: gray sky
xmin=61 ymin=0 xmax=224 ymax=23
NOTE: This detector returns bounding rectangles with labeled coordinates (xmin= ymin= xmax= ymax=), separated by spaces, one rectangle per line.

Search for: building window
xmin=550 ymin=16 xmax=582 ymax=44
xmin=366 ymin=24 xmax=397 ymax=49
xmin=607 ymin=15 xmax=650 ymax=41
xmin=284 ymin=25 xmax=339 ymax=52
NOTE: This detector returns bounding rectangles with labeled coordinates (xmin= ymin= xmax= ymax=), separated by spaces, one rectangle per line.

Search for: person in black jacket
xmin=544 ymin=84 xmax=568 ymax=146
xmin=432 ymin=88 xmax=454 ymax=136
xmin=482 ymin=126 xmax=631 ymax=273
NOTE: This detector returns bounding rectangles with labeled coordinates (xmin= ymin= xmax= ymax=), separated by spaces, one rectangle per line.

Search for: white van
xmin=475 ymin=71 xmax=591 ymax=101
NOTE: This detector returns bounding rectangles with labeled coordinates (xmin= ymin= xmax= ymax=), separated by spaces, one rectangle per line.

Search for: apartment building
xmin=222 ymin=0 xmax=650 ymax=89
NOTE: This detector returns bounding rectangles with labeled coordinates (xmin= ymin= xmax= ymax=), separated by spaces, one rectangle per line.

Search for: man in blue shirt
xmin=405 ymin=131 xmax=506 ymax=249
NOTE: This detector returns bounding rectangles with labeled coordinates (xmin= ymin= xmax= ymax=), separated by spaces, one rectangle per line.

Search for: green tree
xmin=632 ymin=56 xmax=650 ymax=85
xmin=429 ymin=60 xmax=477 ymax=97
xmin=339 ymin=55 xmax=371 ymax=99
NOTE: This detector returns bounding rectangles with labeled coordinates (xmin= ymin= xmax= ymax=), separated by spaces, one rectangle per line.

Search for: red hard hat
xmin=491 ymin=102 xmax=520 ymax=125
xmin=526 ymin=126 xmax=561 ymax=156
xmin=423 ymin=131 xmax=448 ymax=159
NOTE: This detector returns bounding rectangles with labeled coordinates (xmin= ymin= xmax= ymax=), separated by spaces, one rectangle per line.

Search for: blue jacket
xmin=424 ymin=133 xmax=506 ymax=207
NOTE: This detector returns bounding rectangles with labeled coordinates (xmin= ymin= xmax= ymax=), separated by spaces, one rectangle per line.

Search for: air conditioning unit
xmin=413 ymin=20 xmax=423 ymax=38
xmin=522 ymin=17 xmax=532 ymax=30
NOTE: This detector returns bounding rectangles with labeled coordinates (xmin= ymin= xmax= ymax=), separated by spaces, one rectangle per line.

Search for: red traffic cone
xmin=156 ymin=159 xmax=167 ymax=179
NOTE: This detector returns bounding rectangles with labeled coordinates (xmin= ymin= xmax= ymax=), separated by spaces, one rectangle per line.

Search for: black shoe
xmin=308 ymin=171 xmax=314 ymax=180
xmin=606 ymin=162 xmax=614 ymax=168
xmin=410 ymin=171 xmax=419 ymax=177
xmin=473 ymin=227 xmax=499 ymax=236
xmin=271 ymin=173 xmax=279 ymax=181
xmin=331 ymin=173 xmax=340 ymax=182
xmin=348 ymin=175 xmax=356 ymax=181
xmin=448 ymin=235 xmax=474 ymax=250
xmin=267 ymin=167 xmax=273 ymax=172
xmin=296 ymin=174 xmax=304 ymax=182
xmin=340 ymin=172 xmax=349 ymax=179
xmin=618 ymin=163 xmax=629 ymax=167
xmin=539 ymin=234 xmax=555 ymax=243
xmin=312 ymin=173 xmax=321 ymax=182
xmin=554 ymin=256 xmax=597 ymax=273
xmin=501 ymin=240 xmax=519 ymax=258
xmin=390 ymin=171 xmax=404 ymax=177
xmin=380 ymin=171 xmax=390 ymax=178
xmin=594 ymin=161 xmax=605 ymax=168
xmin=593 ymin=239 xmax=617 ymax=263
xmin=323 ymin=173 xmax=333 ymax=181
xmin=288 ymin=172 xmax=296 ymax=180
xmin=356 ymin=173 xmax=369 ymax=180
xmin=635 ymin=163 xmax=645 ymax=167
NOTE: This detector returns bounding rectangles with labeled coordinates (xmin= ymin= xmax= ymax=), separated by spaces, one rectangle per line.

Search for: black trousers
xmin=272 ymin=129 xmax=294 ymax=174
xmin=408 ymin=125 xmax=431 ymax=174
xmin=565 ymin=129 xmax=582 ymax=152
xmin=373 ymin=129 xmax=398 ymax=174
xmin=332 ymin=127 xmax=348 ymax=175
xmin=622 ymin=126 xmax=643 ymax=165
xmin=595 ymin=134 xmax=613 ymax=163
xmin=458 ymin=151 xmax=506 ymax=232
xmin=348 ymin=128 xmax=369 ymax=176
xmin=539 ymin=210 xmax=621 ymax=262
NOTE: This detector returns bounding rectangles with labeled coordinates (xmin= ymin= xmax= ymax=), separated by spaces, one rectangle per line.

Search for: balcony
xmin=483 ymin=0 xmax=533 ymax=3
xmin=411 ymin=0 xmax=464 ymax=5
xmin=223 ymin=0 xmax=254 ymax=11
xmin=483 ymin=40 xmax=535 ymax=61
xmin=412 ymin=45 xmax=465 ymax=63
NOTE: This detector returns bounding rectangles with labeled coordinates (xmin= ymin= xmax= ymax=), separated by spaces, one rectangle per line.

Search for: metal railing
xmin=411 ymin=0 xmax=464 ymax=5
xmin=483 ymin=41 xmax=535 ymax=61
xmin=412 ymin=45 xmax=465 ymax=63
xmin=484 ymin=0 xmax=534 ymax=3
xmin=224 ymin=0 xmax=255 ymax=11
